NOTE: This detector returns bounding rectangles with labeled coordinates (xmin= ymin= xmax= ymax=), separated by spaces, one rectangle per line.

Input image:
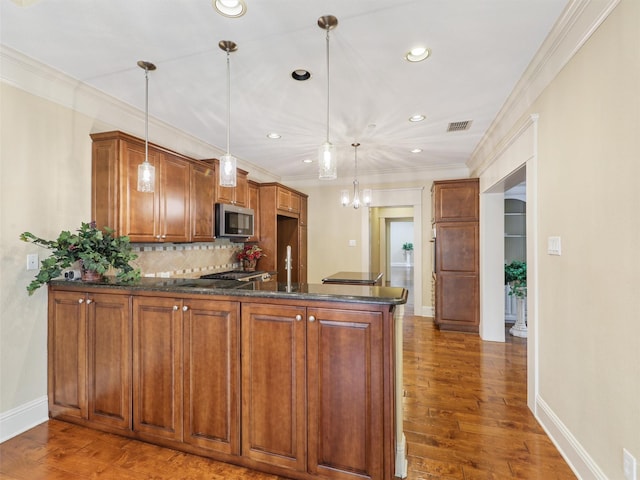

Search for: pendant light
xmin=341 ymin=143 xmax=371 ymax=209
xmin=219 ymin=40 xmax=238 ymax=187
xmin=136 ymin=60 xmax=156 ymax=193
xmin=317 ymin=15 xmax=338 ymax=180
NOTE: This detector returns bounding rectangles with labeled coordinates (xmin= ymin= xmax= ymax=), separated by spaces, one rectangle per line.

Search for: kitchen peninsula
xmin=47 ymin=278 xmax=408 ymax=480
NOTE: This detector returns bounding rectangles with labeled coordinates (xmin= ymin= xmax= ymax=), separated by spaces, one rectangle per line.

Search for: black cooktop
xmin=200 ymin=270 xmax=270 ymax=281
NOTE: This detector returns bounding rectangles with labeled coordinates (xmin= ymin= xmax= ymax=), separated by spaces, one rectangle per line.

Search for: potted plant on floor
xmin=20 ymin=221 xmax=140 ymax=295
xmin=505 ymin=260 xmax=527 ymax=337
xmin=402 ymin=242 xmax=414 ymax=266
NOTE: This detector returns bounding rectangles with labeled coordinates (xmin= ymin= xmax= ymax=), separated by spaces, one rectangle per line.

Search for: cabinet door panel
xmin=87 ymin=293 xmax=131 ymax=431
xmin=48 ymin=291 xmax=87 ymax=420
xmin=307 ymin=308 xmax=383 ymax=480
xmin=184 ymin=299 xmax=240 ymax=455
xmin=433 ymin=179 xmax=479 ymax=222
xmin=241 ymin=303 xmax=306 ymax=471
xmin=132 ymin=297 xmax=183 ymax=441
xmin=122 ymin=141 xmax=159 ymax=241
xmin=161 ymin=153 xmax=191 ymax=242
xmin=190 ymin=163 xmax=216 ymax=242
xmin=436 ymin=223 xmax=478 ymax=272
xmin=437 ymin=273 xmax=479 ymax=326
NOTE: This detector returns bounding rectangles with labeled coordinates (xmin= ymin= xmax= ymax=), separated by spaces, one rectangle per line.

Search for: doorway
xmin=373 ymin=215 xmax=414 ymax=310
xmin=362 ymin=187 xmax=423 ymax=316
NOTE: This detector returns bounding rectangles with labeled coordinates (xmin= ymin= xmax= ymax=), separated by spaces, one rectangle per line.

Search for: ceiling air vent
xmin=447 ymin=120 xmax=472 ymax=132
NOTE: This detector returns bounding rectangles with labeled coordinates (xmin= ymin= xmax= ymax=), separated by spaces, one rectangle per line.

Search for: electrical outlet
xmin=624 ymin=448 xmax=637 ymax=480
xmin=26 ymin=253 xmax=39 ymax=270
xmin=348 ymin=239 xmax=357 ymax=247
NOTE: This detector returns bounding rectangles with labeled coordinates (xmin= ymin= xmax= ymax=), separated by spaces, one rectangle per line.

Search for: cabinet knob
xmin=86 ymin=299 xmax=92 ymax=304
xmin=295 ymin=314 xmax=302 ymax=321
xmin=156 ymin=235 xmax=161 ymax=239
xmin=182 ymin=305 xmax=189 ymax=312
xmin=308 ymin=315 xmax=316 ymax=323
xmin=78 ymin=298 xmax=84 ymax=304
xmin=173 ymin=305 xmax=179 ymax=311
xmin=161 ymin=235 xmax=167 ymax=239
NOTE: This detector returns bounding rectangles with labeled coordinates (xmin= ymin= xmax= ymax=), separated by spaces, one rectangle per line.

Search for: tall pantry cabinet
xmin=432 ymin=178 xmax=479 ymax=333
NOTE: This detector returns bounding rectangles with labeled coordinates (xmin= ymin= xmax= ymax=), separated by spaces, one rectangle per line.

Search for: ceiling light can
xmin=213 ymin=0 xmax=246 ymax=18
xmin=405 ymin=47 xmax=431 ymax=63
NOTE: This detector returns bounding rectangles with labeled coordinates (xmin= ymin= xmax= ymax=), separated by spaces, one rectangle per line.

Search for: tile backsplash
xmin=130 ymin=240 xmax=243 ymax=278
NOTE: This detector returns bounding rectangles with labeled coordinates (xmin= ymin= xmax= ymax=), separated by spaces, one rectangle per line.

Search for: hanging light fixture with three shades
xmin=341 ymin=142 xmax=371 ymax=209
xmin=219 ymin=40 xmax=238 ymax=187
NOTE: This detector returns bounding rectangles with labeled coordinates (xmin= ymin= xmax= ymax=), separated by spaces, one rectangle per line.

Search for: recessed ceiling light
xmin=212 ymin=0 xmax=246 ymax=18
xmin=411 ymin=148 xmax=422 ymax=154
xmin=267 ymin=133 xmax=281 ymax=139
xmin=291 ymin=69 xmax=312 ymax=81
xmin=409 ymin=114 xmax=425 ymax=122
xmin=405 ymin=47 xmax=431 ymax=63
xmin=303 ymin=159 xmax=313 ymax=164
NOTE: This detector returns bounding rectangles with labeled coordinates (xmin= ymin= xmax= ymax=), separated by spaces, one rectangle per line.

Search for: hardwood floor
xmin=0 ymin=313 xmax=575 ymax=480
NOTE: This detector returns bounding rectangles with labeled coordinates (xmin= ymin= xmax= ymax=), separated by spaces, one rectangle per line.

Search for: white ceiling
xmin=0 ymin=0 xmax=567 ymax=183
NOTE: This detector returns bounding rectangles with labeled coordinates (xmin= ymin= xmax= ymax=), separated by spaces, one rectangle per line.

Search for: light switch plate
xmin=348 ymin=239 xmax=357 ymax=247
xmin=27 ymin=253 xmax=39 ymax=270
xmin=547 ymin=236 xmax=561 ymax=255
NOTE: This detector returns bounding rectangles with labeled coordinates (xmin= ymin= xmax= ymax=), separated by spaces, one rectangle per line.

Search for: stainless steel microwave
xmin=215 ymin=203 xmax=254 ymax=238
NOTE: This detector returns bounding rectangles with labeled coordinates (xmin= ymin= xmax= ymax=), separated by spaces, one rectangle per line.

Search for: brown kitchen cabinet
xmin=432 ymin=178 xmax=479 ymax=332
xmin=183 ymin=298 xmax=241 ymax=456
xmin=241 ymin=302 xmax=385 ymax=480
xmin=247 ymin=180 xmax=260 ymax=241
xmin=299 ymin=197 xmax=307 ymax=282
xmin=132 ymin=296 xmax=184 ymax=442
xmin=132 ymin=295 xmax=241 ymax=453
xmin=276 ymin=186 xmax=301 ymax=214
xmin=48 ymin=288 xmax=131 ymax=433
xmin=241 ymin=303 xmax=307 ymax=472
xmin=190 ymin=161 xmax=217 ymax=242
xmin=91 ymin=131 xmax=191 ymax=242
xmin=259 ymin=183 xmax=308 ymax=283
xmin=215 ymin=163 xmax=248 ymax=207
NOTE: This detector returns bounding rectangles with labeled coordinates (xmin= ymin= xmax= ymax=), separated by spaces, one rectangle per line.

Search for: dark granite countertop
xmin=50 ymin=277 xmax=408 ymax=306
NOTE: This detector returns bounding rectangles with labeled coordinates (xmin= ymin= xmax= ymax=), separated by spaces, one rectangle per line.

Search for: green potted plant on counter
xmin=504 ymin=260 xmax=527 ymax=337
xmin=20 ymin=221 xmax=140 ymax=295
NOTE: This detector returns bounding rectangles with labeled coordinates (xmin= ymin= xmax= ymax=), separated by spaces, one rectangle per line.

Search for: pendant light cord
xmin=325 ymin=28 xmax=330 ymax=144
xmin=226 ymin=49 xmax=231 ymax=155
xmin=144 ymin=67 xmax=149 ymax=163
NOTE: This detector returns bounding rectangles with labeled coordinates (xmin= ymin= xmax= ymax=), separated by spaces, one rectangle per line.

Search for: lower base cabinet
xmin=132 ymin=296 xmax=240 ymax=455
xmin=49 ymin=286 xmax=395 ymax=480
xmin=242 ymin=303 xmax=384 ymax=480
xmin=48 ymin=290 xmax=131 ymax=433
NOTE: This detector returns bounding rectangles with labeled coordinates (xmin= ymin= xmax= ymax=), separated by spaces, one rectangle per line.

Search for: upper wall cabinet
xmin=92 ymin=131 xmax=191 ymax=242
xmin=190 ymin=161 xmax=217 ymax=242
xmin=432 ymin=178 xmax=479 ymax=223
xmin=214 ymin=160 xmax=248 ymax=208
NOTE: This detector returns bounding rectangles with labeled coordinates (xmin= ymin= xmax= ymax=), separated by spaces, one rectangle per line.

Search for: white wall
xmin=472 ymin=0 xmax=640 ymax=478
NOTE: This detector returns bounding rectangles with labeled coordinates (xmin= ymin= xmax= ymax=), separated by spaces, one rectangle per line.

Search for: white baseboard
xmin=0 ymin=396 xmax=48 ymax=443
xmin=395 ymin=432 xmax=408 ymax=478
xmin=535 ymin=395 xmax=607 ymax=479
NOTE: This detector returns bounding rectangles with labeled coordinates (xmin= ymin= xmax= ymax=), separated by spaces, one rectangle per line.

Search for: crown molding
xmin=467 ymin=0 xmax=621 ymax=176
xmin=0 ymin=45 xmax=280 ymax=183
